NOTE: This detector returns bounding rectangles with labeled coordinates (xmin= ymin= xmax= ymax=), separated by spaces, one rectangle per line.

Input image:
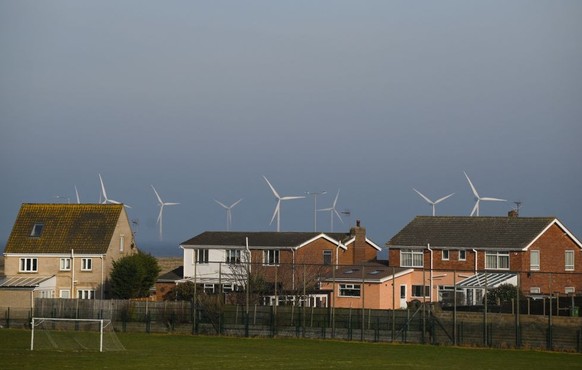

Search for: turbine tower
xmin=318 ymin=189 xmax=343 ymax=232
xmin=413 ymin=188 xmax=454 ymax=216
xmin=464 ymin=171 xmax=506 ymax=216
xmin=263 ymin=176 xmax=305 ymax=232
xmin=151 ymin=185 xmax=180 ymax=241
xmin=99 ymin=174 xmax=131 ymax=207
xmin=215 ymin=199 xmax=243 ymax=231
xmin=305 ymin=190 xmax=326 ymax=231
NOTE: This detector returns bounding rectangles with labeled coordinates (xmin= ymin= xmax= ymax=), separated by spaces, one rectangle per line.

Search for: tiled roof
xmin=386 ymin=216 xmax=556 ymax=250
xmin=181 ymin=231 xmax=351 ymax=248
xmin=323 ymin=262 xmax=412 ymax=282
xmin=157 ymin=266 xmax=184 ymax=282
xmin=4 ymin=203 xmax=124 ymax=254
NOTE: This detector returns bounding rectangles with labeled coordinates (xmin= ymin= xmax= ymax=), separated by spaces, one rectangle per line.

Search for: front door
xmin=400 ymin=285 xmax=407 ymax=309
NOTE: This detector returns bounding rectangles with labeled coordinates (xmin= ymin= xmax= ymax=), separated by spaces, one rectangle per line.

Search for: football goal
xmin=30 ymin=317 xmax=125 ymax=352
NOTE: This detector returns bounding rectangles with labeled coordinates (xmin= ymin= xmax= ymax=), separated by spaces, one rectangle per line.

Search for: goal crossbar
xmin=31 ymin=317 xmax=111 ymax=352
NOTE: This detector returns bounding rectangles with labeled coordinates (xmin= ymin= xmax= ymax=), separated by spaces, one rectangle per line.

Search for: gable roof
xmin=386 ymin=216 xmax=561 ymax=250
xmin=181 ymin=231 xmax=353 ymax=249
xmin=4 ymin=203 xmax=124 ymax=254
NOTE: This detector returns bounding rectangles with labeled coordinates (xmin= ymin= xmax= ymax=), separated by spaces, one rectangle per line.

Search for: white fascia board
xmin=297 ymin=233 xmax=347 ymax=250
xmin=4 ymin=253 xmax=105 ymax=258
xmin=389 ymin=245 xmax=427 ymax=250
xmin=365 ymin=238 xmax=383 ymax=251
xmin=522 ymin=219 xmax=582 ymax=251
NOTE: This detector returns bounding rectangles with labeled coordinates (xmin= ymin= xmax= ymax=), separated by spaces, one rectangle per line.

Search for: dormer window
xmin=30 ymin=223 xmax=44 ymax=237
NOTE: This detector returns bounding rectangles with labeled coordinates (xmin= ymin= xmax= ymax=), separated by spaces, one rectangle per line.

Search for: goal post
xmin=30 ymin=317 xmax=125 ymax=352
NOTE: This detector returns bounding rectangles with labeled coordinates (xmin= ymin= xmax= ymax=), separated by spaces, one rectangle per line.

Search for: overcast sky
xmin=1 ymin=1 xmax=581 ymax=256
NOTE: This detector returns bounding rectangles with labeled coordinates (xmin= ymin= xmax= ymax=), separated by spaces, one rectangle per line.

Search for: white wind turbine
xmin=99 ymin=174 xmax=131 ymax=208
xmin=75 ymin=185 xmax=81 ymax=204
xmin=151 ymin=185 xmax=180 ymax=241
xmin=464 ymin=171 xmax=506 ymax=216
xmin=215 ymin=199 xmax=243 ymax=231
xmin=413 ymin=188 xmax=454 ymax=216
xmin=263 ymin=176 xmax=305 ymax=232
xmin=318 ymin=189 xmax=344 ymax=232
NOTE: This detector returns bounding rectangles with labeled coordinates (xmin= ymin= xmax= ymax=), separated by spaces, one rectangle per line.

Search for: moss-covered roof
xmin=4 ymin=203 xmax=124 ymax=254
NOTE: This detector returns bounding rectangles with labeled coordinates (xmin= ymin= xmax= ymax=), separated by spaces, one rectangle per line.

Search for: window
xmin=120 ymin=234 xmax=125 ymax=252
xmin=565 ymin=287 xmax=575 ymax=294
xmin=412 ymin=285 xmax=430 ymax=297
xmin=30 ymin=223 xmax=44 ymax=237
xmin=530 ymin=287 xmax=541 ymax=294
xmin=77 ymin=289 xmax=95 ymax=299
xmin=442 ymin=250 xmax=449 ymax=261
xmin=39 ymin=290 xmax=54 ymax=298
xmin=400 ymin=249 xmax=424 ymax=267
xmin=196 ymin=249 xmax=209 ymax=264
xmin=565 ymin=250 xmax=574 ymax=271
xmin=459 ymin=250 xmax=466 ymax=261
xmin=264 ymin=250 xmax=280 ymax=265
xmin=60 ymin=258 xmax=71 ymax=271
xmin=339 ymin=284 xmax=361 ymax=297
xmin=530 ymin=250 xmax=540 ymax=271
xmin=226 ymin=249 xmax=241 ymax=264
xmin=19 ymin=258 xmax=38 ymax=272
xmin=81 ymin=258 xmax=92 ymax=271
xmin=59 ymin=290 xmax=71 ymax=299
xmin=323 ymin=250 xmax=332 ymax=265
xmin=485 ymin=251 xmax=510 ymax=270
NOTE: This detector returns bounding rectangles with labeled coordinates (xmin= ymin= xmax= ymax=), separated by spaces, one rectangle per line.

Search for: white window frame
xmin=530 ymin=287 xmax=541 ymax=294
xmin=59 ymin=289 xmax=71 ymax=299
xmin=565 ymin=250 xmax=574 ymax=271
xmin=77 ymin=289 xmax=95 ymax=299
xmin=263 ymin=249 xmax=280 ymax=266
xmin=442 ymin=250 xmax=449 ymax=261
xmin=530 ymin=250 xmax=540 ymax=271
xmin=226 ymin=249 xmax=241 ymax=264
xmin=30 ymin=223 xmax=44 ymax=237
xmin=411 ymin=285 xmax=430 ymax=297
xmin=565 ymin=287 xmax=575 ymax=294
xmin=458 ymin=250 xmax=466 ymax=261
xmin=339 ymin=284 xmax=361 ymax=297
xmin=60 ymin=258 xmax=71 ymax=271
xmin=120 ymin=234 xmax=125 ymax=252
xmin=400 ymin=249 xmax=424 ymax=268
xmin=485 ymin=251 xmax=510 ymax=270
xmin=323 ymin=250 xmax=332 ymax=265
xmin=195 ymin=249 xmax=209 ymax=264
xmin=81 ymin=258 xmax=92 ymax=271
xmin=19 ymin=257 xmax=38 ymax=272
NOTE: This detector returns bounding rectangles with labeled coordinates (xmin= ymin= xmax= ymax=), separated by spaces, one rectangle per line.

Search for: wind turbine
xmin=74 ymin=185 xmax=80 ymax=204
xmin=413 ymin=188 xmax=454 ymax=216
xmin=464 ymin=171 xmax=506 ymax=216
xmin=99 ymin=174 xmax=131 ymax=208
xmin=263 ymin=176 xmax=305 ymax=232
xmin=215 ymin=199 xmax=243 ymax=231
xmin=318 ymin=189 xmax=344 ymax=232
xmin=151 ymin=185 xmax=180 ymax=241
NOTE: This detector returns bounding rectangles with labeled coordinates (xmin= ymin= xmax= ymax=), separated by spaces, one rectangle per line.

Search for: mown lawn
xmin=0 ymin=329 xmax=580 ymax=369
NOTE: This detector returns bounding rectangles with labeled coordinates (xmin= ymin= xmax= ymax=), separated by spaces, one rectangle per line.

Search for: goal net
xmin=31 ymin=318 xmax=125 ymax=352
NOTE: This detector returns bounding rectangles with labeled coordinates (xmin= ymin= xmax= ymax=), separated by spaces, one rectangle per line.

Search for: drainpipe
xmin=100 ymin=255 xmax=104 ymax=300
xmin=472 ymin=249 xmax=478 ymax=273
xmin=427 ymin=244 xmax=433 ymax=302
xmin=290 ymin=248 xmax=296 ymax=291
xmin=71 ymin=249 xmax=75 ymax=298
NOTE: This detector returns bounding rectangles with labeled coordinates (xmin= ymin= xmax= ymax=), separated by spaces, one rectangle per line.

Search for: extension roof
xmin=4 ymin=203 xmax=124 ymax=254
xmin=181 ymin=231 xmax=353 ymax=249
xmin=386 ymin=216 xmax=573 ymax=251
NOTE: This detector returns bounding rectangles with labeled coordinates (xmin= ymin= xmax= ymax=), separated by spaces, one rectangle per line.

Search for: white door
xmin=400 ymin=285 xmax=407 ymax=309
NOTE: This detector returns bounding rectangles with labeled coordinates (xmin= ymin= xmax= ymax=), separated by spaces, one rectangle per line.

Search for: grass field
xmin=1 ymin=329 xmax=580 ymax=369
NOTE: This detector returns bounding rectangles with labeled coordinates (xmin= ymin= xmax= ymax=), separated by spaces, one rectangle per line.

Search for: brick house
xmin=176 ymin=221 xmax=382 ymax=307
xmin=1 ymin=204 xmax=137 ymax=308
xmin=386 ymin=215 xmax=582 ymax=306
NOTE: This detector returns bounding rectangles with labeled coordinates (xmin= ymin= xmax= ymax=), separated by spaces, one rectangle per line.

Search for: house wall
xmin=0 ymin=289 xmax=34 ymax=309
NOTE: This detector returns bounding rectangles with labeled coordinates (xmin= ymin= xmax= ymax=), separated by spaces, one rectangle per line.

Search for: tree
xmin=109 ymin=252 xmax=161 ymax=299
xmin=485 ymin=283 xmax=525 ymax=305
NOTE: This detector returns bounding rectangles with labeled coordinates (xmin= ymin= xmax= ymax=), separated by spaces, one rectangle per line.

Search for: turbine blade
xmin=230 ymin=199 xmax=243 ymax=208
xmin=270 ymin=201 xmax=280 ymax=225
xmin=413 ymin=188 xmax=434 ymax=204
xmin=263 ymin=176 xmax=281 ymax=199
xmin=165 ymin=202 xmax=180 ymax=206
xmin=281 ymin=196 xmax=305 ymax=200
xmin=481 ymin=197 xmax=506 ymax=202
xmin=434 ymin=193 xmax=454 ymax=204
xmin=75 ymin=185 xmax=80 ymax=204
xmin=332 ymin=189 xmax=340 ymax=207
xmin=99 ymin=174 xmax=108 ymax=200
xmin=215 ymin=199 xmax=229 ymax=209
xmin=157 ymin=205 xmax=164 ymax=224
xmin=464 ymin=171 xmax=479 ymax=198
xmin=151 ymin=185 xmax=163 ymax=204
xmin=470 ymin=201 xmax=479 ymax=216
xmin=334 ymin=208 xmax=344 ymax=224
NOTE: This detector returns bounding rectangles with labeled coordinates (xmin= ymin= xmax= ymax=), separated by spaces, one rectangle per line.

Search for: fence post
xmin=5 ymin=308 xmax=9 ymax=329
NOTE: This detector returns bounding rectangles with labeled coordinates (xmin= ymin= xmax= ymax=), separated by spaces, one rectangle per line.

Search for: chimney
xmin=508 ymin=210 xmax=519 ymax=218
xmin=351 ymin=220 xmax=376 ymax=263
